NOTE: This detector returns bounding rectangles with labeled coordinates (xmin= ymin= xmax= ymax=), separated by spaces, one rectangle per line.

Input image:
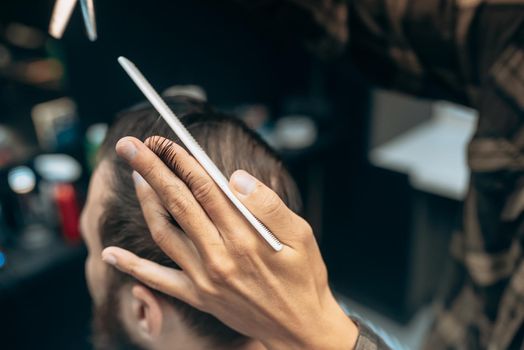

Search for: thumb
xmin=229 ymin=170 xmax=302 ymax=237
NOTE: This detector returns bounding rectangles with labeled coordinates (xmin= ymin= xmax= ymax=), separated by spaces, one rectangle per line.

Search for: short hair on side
xmin=96 ymin=96 xmax=302 ymax=348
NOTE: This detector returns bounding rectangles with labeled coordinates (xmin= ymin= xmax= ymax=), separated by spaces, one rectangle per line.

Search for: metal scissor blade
xmin=49 ymin=0 xmax=78 ymax=39
xmin=80 ymin=0 xmax=97 ymax=41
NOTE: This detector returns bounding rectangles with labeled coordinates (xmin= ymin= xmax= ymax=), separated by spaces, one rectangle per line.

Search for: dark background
xmin=0 ymin=1 xmax=452 ymax=349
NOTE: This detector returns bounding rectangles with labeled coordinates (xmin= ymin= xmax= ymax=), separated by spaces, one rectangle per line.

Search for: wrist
xmin=308 ymin=296 xmax=359 ymax=350
xmin=263 ymin=295 xmax=359 ymax=350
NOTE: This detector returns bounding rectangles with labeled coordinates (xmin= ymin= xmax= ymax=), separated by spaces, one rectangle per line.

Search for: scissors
xmin=49 ymin=0 xmax=97 ymax=41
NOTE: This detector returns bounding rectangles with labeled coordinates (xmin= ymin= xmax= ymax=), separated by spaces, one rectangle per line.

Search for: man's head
xmin=81 ymin=96 xmax=302 ymax=350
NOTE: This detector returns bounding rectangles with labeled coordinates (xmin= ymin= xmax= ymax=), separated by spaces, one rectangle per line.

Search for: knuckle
xmin=194 ymin=278 xmax=218 ymax=298
xmin=128 ymin=260 xmax=144 ymax=278
xmin=128 ymin=258 xmax=163 ymax=292
xmin=299 ymin=217 xmax=313 ymax=235
xmin=140 ymin=165 xmax=156 ymax=182
xmin=189 ymin=293 xmax=206 ymax=311
xmin=296 ymin=217 xmax=315 ymax=243
xmin=191 ymin=178 xmax=215 ymax=204
xmin=206 ymin=259 xmax=234 ymax=283
xmin=260 ymin=192 xmax=284 ymax=217
xmin=159 ymin=183 xmax=179 ymax=199
xmin=165 ymin=192 xmax=191 ymax=218
xmin=207 ymin=262 xmax=225 ymax=282
xmin=139 ymin=189 xmax=156 ymax=204
xmin=150 ymin=224 xmax=171 ymax=247
xmin=229 ymin=238 xmax=256 ymax=257
xmin=144 ymin=276 xmax=161 ymax=291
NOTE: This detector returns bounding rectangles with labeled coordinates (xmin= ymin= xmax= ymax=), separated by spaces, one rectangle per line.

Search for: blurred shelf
xmin=369 ymin=101 xmax=477 ymax=201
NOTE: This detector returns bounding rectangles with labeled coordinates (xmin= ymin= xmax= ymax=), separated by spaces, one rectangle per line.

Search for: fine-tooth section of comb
xmin=118 ymin=56 xmax=283 ymax=252
xmin=254 ymin=218 xmax=281 ymax=248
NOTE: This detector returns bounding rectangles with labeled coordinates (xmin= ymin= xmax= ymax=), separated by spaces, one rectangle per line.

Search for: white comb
xmin=118 ymin=56 xmax=283 ymax=252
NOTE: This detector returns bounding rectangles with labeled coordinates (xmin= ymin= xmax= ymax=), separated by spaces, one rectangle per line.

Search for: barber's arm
xmin=101 ymin=136 xmax=390 ymax=350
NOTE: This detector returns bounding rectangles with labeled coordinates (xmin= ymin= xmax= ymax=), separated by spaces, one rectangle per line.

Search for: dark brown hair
xmin=96 ymin=96 xmax=301 ymax=349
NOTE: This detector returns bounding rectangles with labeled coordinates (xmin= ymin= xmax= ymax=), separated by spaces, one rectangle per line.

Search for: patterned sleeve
xmin=354 ymin=321 xmax=392 ymax=350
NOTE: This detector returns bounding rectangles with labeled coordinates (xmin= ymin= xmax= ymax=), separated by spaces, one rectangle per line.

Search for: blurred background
xmin=0 ymin=0 xmax=474 ymax=348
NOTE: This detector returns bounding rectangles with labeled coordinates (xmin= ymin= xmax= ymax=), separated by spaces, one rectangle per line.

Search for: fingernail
xmin=116 ymin=139 xmax=137 ymax=161
xmin=132 ymin=171 xmax=145 ymax=185
xmin=102 ymin=253 xmax=117 ymax=266
xmin=231 ymin=170 xmax=256 ymax=195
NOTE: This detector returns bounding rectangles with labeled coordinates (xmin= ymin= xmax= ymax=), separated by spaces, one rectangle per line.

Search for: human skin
xmin=81 ymin=162 xmax=254 ymax=350
xmin=101 ymin=136 xmax=359 ymax=350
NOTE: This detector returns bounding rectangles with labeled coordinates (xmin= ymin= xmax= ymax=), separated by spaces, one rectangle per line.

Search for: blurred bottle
xmin=54 ymin=183 xmax=81 ymax=243
xmin=34 ymin=154 xmax=82 ymax=244
xmin=7 ymin=165 xmax=55 ymax=249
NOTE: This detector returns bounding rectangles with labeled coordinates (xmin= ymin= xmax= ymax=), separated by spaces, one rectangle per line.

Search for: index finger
xmin=115 ymin=136 xmax=224 ymax=257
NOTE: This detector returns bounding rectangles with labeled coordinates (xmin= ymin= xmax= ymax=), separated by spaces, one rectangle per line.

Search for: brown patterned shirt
xmin=349 ymin=2 xmax=524 ymax=349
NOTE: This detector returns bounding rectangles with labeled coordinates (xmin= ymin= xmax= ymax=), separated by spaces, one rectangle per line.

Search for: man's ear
xmin=125 ymin=284 xmax=164 ymax=341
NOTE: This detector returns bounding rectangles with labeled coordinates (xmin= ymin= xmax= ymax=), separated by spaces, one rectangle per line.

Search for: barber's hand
xmin=101 ymin=136 xmax=359 ymax=350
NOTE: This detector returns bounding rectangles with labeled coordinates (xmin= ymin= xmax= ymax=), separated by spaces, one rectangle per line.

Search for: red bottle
xmin=54 ymin=183 xmax=81 ymax=243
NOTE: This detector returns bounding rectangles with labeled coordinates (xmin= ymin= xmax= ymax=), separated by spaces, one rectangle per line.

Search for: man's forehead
xmin=88 ymin=161 xmax=112 ymax=202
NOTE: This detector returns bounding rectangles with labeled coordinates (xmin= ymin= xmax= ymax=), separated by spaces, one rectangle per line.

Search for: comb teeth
xmin=254 ymin=219 xmax=283 ymax=251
